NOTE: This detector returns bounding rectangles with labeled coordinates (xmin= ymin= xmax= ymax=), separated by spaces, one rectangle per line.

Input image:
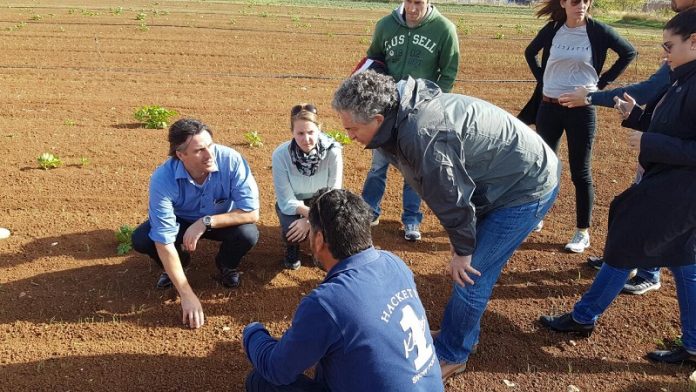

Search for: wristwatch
xmin=202 ymin=215 xmax=213 ymax=231
xmin=585 ymin=94 xmax=593 ymax=106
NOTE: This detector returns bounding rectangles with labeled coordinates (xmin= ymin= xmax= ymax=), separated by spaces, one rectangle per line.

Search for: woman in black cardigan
xmin=540 ymin=9 xmax=696 ymax=365
xmin=520 ymin=0 xmax=635 ymax=253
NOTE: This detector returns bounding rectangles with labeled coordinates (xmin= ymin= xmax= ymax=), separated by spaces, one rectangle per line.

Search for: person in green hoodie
xmin=361 ymin=0 xmax=459 ymax=243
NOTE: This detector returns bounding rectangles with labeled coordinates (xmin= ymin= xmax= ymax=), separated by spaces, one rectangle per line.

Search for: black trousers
xmin=132 ymin=218 xmax=258 ymax=271
xmin=536 ymin=101 xmax=596 ymax=229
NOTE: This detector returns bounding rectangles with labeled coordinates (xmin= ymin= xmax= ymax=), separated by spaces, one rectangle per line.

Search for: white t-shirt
xmin=543 ymin=24 xmax=599 ymax=98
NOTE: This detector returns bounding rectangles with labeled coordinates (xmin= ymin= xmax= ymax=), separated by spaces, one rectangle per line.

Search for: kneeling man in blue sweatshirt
xmin=243 ymin=188 xmax=443 ymax=391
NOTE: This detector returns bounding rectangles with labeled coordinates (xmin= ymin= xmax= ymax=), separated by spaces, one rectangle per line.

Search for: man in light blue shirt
xmin=132 ymin=118 xmax=259 ymax=329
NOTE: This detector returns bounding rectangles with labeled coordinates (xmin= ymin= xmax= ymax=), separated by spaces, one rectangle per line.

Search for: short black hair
xmin=308 ymin=188 xmax=373 ymax=260
xmin=168 ymin=118 xmax=213 ymax=158
xmin=665 ymin=7 xmax=696 ymax=40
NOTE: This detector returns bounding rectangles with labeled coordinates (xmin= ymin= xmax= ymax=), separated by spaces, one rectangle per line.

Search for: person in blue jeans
xmin=333 ymin=71 xmax=560 ymax=380
xmin=540 ymin=9 xmax=696 ymax=365
xmin=360 ymin=0 xmax=460 ymax=241
xmin=557 ymin=0 xmax=696 ymax=295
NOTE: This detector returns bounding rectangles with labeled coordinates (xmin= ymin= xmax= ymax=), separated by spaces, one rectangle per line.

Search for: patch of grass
xmin=37 ymin=152 xmax=62 ymax=170
xmin=115 ymin=225 xmax=134 ymax=255
xmin=325 ymin=130 xmax=352 ymax=145
xmin=134 ymin=106 xmax=177 ymax=129
xmin=243 ymin=131 xmax=264 ymax=148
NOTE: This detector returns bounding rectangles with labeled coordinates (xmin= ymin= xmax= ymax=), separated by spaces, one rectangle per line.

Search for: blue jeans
xmin=636 ymin=267 xmax=661 ymax=284
xmin=573 ymin=262 xmax=696 ymax=351
xmin=245 ymin=370 xmax=326 ymax=392
xmin=361 ymin=149 xmax=423 ymax=225
xmin=434 ymin=186 xmax=559 ymax=363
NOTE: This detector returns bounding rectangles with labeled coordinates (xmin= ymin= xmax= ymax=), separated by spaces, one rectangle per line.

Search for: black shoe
xmin=156 ymin=272 xmax=173 ymax=289
xmin=282 ymin=244 xmax=301 ymax=270
xmin=220 ymin=268 xmax=240 ymax=288
xmin=586 ymin=256 xmax=604 ymax=270
xmin=539 ymin=313 xmax=594 ymax=336
xmin=647 ymin=346 xmax=696 ymax=364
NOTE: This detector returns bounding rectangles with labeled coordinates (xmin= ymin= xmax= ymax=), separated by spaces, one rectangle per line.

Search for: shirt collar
xmin=366 ymin=106 xmax=399 ymax=150
xmin=324 ymin=247 xmax=380 ymax=281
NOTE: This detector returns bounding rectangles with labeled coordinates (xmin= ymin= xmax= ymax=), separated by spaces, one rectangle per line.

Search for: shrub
xmin=134 ymin=106 xmax=177 ymax=129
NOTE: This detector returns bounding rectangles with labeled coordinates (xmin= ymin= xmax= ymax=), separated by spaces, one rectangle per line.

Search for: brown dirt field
xmin=1 ymin=1 xmax=693 ymax=391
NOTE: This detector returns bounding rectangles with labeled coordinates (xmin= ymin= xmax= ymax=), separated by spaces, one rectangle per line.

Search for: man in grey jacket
xmin=332 ymin=71 xmax=560 ymax=380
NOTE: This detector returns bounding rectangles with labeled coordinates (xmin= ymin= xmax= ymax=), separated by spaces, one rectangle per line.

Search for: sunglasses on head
xmin=569 ymin=0 xmax=591 ymax=5
xmin=291 ymin=104 xmax=318 ymax=116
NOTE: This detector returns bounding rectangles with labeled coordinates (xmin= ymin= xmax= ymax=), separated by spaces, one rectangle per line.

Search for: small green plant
xmin=260 ymin=11 xmax=269 ymax=17
xmin=115 ymin=225 xmax=135 ymax=255
xmin=243 ymin=131 xmax=264 ymax=148
xmin=79 ymin=157 xmax=90 ymax=167
xmin=111 ymin=7 xmax=123 ymax=15
xmin=137 ymin=22 xmax=149 ymax=31
xmin=63 ymin=119 xmax=76 ymax=126
xmin=37 ymin=152 xmax=62 ymax=170
xmin=291 ymin=15 xmax=300 ymax=22
xmin=134 ymin=106 xmax=177 ymax=129
xmin=135 ymin=12 xmax=146 ymax=21
xmin=494 ymin=32 xmax=505 ymax=40
xmin=30 ymin=14 xmax=43 ymax=21
xmin=325 ymin=130 xmax=352 ymax=145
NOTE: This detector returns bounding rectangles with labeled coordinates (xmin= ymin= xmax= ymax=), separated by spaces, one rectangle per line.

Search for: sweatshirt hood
xmin=391 ymin=3 xmax=437 ymax=28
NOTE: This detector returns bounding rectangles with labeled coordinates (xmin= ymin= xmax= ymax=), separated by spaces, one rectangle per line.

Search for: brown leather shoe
xmin=440 ymin=360 xmax=466 ymax=380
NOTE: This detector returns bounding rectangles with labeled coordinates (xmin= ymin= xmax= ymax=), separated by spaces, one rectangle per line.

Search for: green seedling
xmin=30 ymin=14 xmax=43 ymax=21
xmin=138 ymin=22 xmax=149 ymax=31
xmin=111 ymin=7 xmax=123 ymax=15
xmin=135 ymin=12 xmax=146 ymax=21
xmin=79 ymin=157 xmax=90 ymax=167
xmin=37 ymin=152 xmax=62 ymax=170
xmin=115 ymin=225 xmax=134 ymax=255
xmin=243 ymin=131 xmax=264 ymax=148
xmin=134 ymin=106 xmax=177 ymax=129
xmin=495 ymin=32 xmax=505 ymax=40
xmin=63 ymin=119 xmax=76 ymax=126
xmin=325 ymin=130 xmax=352 ymax=145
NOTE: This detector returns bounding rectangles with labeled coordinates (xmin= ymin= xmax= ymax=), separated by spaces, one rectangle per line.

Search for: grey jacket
xmin=368 ymin=77 xmax=560 ymax=255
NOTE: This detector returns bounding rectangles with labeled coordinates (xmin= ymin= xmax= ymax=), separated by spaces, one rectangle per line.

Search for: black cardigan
xmin=518 ymin=18 xmax=636 ymax=125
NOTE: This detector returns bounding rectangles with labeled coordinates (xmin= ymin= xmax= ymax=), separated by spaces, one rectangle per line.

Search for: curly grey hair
xmin=332 ymin=71 xmax=398 ymax=124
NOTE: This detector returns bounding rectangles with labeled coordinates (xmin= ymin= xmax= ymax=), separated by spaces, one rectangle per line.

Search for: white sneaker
xmin=565 ymin=230 xmax=590 ymax=253
xmin=534 ymin=220 xmax=544 ymax=233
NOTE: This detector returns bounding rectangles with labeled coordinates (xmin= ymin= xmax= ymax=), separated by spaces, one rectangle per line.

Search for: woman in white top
xmin=272 ymin=103 xmax=343 ymax=270
xmin=521 ymin=0 xmax=635 ymax=253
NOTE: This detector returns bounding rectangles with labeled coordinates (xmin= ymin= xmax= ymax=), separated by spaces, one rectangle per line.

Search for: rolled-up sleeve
xmin=229 ymin=154 xmax=260 ymax=212
xmin=148 ymin=172 xmax=179 ymax=245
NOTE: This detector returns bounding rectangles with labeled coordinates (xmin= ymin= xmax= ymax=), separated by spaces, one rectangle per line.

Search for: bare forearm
xmin=209 ymin=209 xmax=259 ymax=228
xmin=155 ymin=242 xmax=194 ymax=295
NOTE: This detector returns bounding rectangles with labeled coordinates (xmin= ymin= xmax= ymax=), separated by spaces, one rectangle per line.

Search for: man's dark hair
xmin=665 ymin=7 xmax=696 ymax=39
xmin=308 ymin=188 xmax=373 ymax=260
xmin=168 ymin=118 xmax=213 ymax=158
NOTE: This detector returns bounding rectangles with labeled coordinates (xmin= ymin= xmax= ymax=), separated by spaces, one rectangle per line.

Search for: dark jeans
xmin=245 ymin=370 xmax=326 ymax=392
xmin=275 ymin=203 xmax=305 ymax=246
xmin=132 ymin=218 xmax=258 ymax=271
xmin=536 ymin=102 xmax=596 ymax=229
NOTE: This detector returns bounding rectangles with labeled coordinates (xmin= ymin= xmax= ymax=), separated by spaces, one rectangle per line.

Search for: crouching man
xmin=132 ymin=118 xmax=259 ymax=329
xmin=243 ymin=188 xmax=442 ymax=391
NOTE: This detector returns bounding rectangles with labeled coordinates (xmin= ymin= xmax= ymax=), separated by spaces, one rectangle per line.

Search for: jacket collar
xmin=324 ymin=247 xmax=380 ymax=282
xmin=366 ymin=76 xmax=442 ymax=150
xmin=672 ymin=58 xmax=696 ymax=84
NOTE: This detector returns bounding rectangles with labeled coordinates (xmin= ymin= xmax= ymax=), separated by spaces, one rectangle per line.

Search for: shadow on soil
xmin=0 ymin=224 xmax=321 ymax=326
xmin=0 ymin=341 xmax=252 ymax=391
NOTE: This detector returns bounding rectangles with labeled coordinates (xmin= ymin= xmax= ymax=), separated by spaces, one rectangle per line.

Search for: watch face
xmin=203 ymin=216 xmax=211 ymax=226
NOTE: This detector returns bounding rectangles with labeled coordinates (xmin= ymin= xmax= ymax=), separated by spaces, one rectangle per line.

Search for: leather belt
xmin=542 ymin=95 xmax=560 ymax=104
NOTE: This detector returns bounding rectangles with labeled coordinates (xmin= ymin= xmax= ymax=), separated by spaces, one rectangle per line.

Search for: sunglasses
xmin=312 ymin=188 xmax=339 ymax=238
xmin=291 ymin=103 xmax=318 ymax=116
xmin=569 ymin=0 xmax=591 ymax=5
xmin=661 ymin=41 xmax=674 ymax=54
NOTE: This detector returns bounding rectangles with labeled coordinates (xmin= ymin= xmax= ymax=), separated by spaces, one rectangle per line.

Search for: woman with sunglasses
xmin=520 ymin=0 xmax=635 ymax=253
xmin=272 ymin=104 xmax=343 ymax=270
xmin=540 ymin=9 xmax=696 ymax=365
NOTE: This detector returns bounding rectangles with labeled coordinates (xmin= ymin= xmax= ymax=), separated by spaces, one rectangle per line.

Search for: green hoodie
xmin=367 ymin=3 xmax=459 ymax=92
